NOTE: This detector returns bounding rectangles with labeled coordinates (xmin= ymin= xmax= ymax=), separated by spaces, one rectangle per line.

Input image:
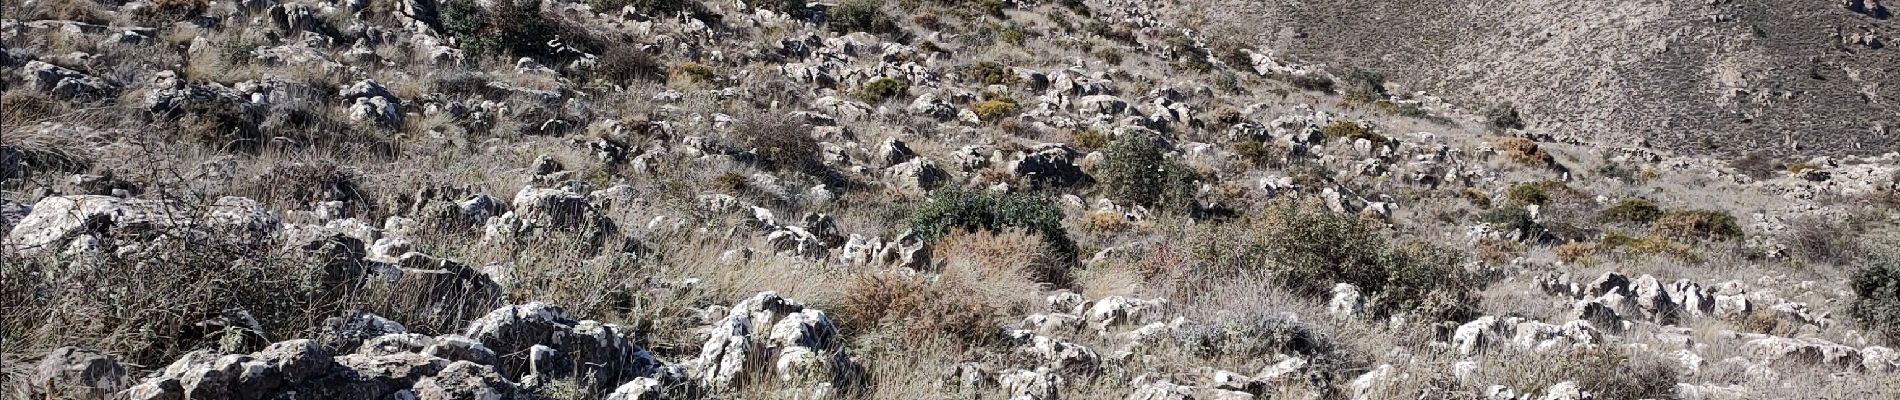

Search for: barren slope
xmin=1191 ymin=0 xmax=1900 ymax=156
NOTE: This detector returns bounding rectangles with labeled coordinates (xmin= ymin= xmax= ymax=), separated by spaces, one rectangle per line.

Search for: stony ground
xmin=4 ymin=0 xmax=1900 ymax=399
xmin=1186 ymin=0 xmax=1900 ymax=157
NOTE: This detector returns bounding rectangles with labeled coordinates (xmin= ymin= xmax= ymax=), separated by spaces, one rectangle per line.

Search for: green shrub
xmin=1340 ymin=69 xmax=1387 ymax=103
xmin=909 ymin=191 xmax=1075 ymax=261
xmin=1196 ymin=203 xmax=1482 ymax=321
xmin=1599 ymin=197 xmax=1661 ymax=224
xmin=1071 ymin=129 xmax=1108 ymax=150
xmin=1482 ymin=205 xmax=1541 ymax=238
xmin=1652 ymin=209 xmax=1742 ymax=240
xmin=855 ymin=77 xmax=909 ymax=102
xmin=1320 ymin=120 xmax=1384 ymax=144
xmin=588 ymin=0 xmax=706 ymax=15
xmin=1098 ymin=133 xmax=1198 ymax=212
xmin=828 ymin=0 xmax=897 ymax=34
xmin=441 ymin=0 xmax=598 ymax=63
xmin=997 ymin=23 xmax=1029 ymax=46
xmin=971 ymin=98 xmax=1019 ymax=122
xmin=1167 ymin=35 xmax=1213 ymax=72
xmin=1505 ymin=183 xmax=1550 ymax=206
xmin=1288 ymin=74 xmax=1335 ymax=93
xmin=1233 ymin=140 xmax=1275 ymax=165
xmin=1485 ymin=103 xmax=1524 ymax=130
xmin=966 ymin=61 xmax=1019 ymax=86
xmin=1850 ymin=253 xmax=1900 ymax=345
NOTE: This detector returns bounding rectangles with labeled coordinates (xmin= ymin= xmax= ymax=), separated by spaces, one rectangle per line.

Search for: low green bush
xmin=1098 ymin=133 xmax=1198 ymax=212
xmin=828 ymin=0 xmax=897 ymax=34
xmin=971 ymin=98 xmax=1020 ymax=122
xmin=855 ymin=77 xmax=909 ymax=102
xmin=1850 ymin=253 xmax=1900 ymax=345
xmin=1652 ymin=209 xmax=1742 ymax=240
xmin=909 ymin=191 xmax=1075 ymax=261
xmin=1599 ymin=197 xmax=1661 ymax=224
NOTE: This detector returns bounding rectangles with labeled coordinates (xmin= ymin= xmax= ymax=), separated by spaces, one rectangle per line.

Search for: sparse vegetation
xmin=593 ymin=47 xmax=666 ymax=85
xmin=1652 ymin=209 xmax=1742 ymax=241
xmin=667 ymin=62 xmax=720 ymax=87
xmin=5 ymin=2 xmax=1895 ymax=399
xmin=1496 ymin=137 xmax=1555 ymax=167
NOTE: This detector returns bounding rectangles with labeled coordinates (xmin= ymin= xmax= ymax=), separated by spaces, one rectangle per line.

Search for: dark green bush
xmin=855 ymin=77 xmax=909 ymax=102
xmin=828 ymin=0 xmax=897 ymax=34
xmin=909 ymin=191 xmax=1075 ymax=261
xmin=1340 ymin=69 xmax=1387 ymax=103
xmin=1483 ymin=205 xmax=1542 ymax=238
xmin=1599 ymin=197 xmax=1661 ymax=224
xmin=966 ymin=61 xmax=1019 ymax=86
xmin=588 ymin=0 xmax=705 ymax=15
xmin=1098 ymin=133 xmax=1198 ymax=212
xmin=1505 ymin=183 xmax=1550 ymax=206
xmin=1288 ymin=74 xmax=1336 ymax=93
xmin=1485 ymin=103 xmax=1524 ymax=130
xmin=1850 ymin=253 xmax=1900 ymax=345
xmin=442 ymin=0 xmax=599 ymax=63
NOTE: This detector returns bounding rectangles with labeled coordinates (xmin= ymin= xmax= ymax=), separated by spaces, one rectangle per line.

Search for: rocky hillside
xmin=4 ymin=0 xmax=1900 ymax=399
xmin=1184 ymin=0 xmax=1900 ymax=156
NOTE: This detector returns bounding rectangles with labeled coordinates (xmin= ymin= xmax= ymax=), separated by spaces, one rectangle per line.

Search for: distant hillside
xmin=1187 ymin=0 xmax=1899 ymax=156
